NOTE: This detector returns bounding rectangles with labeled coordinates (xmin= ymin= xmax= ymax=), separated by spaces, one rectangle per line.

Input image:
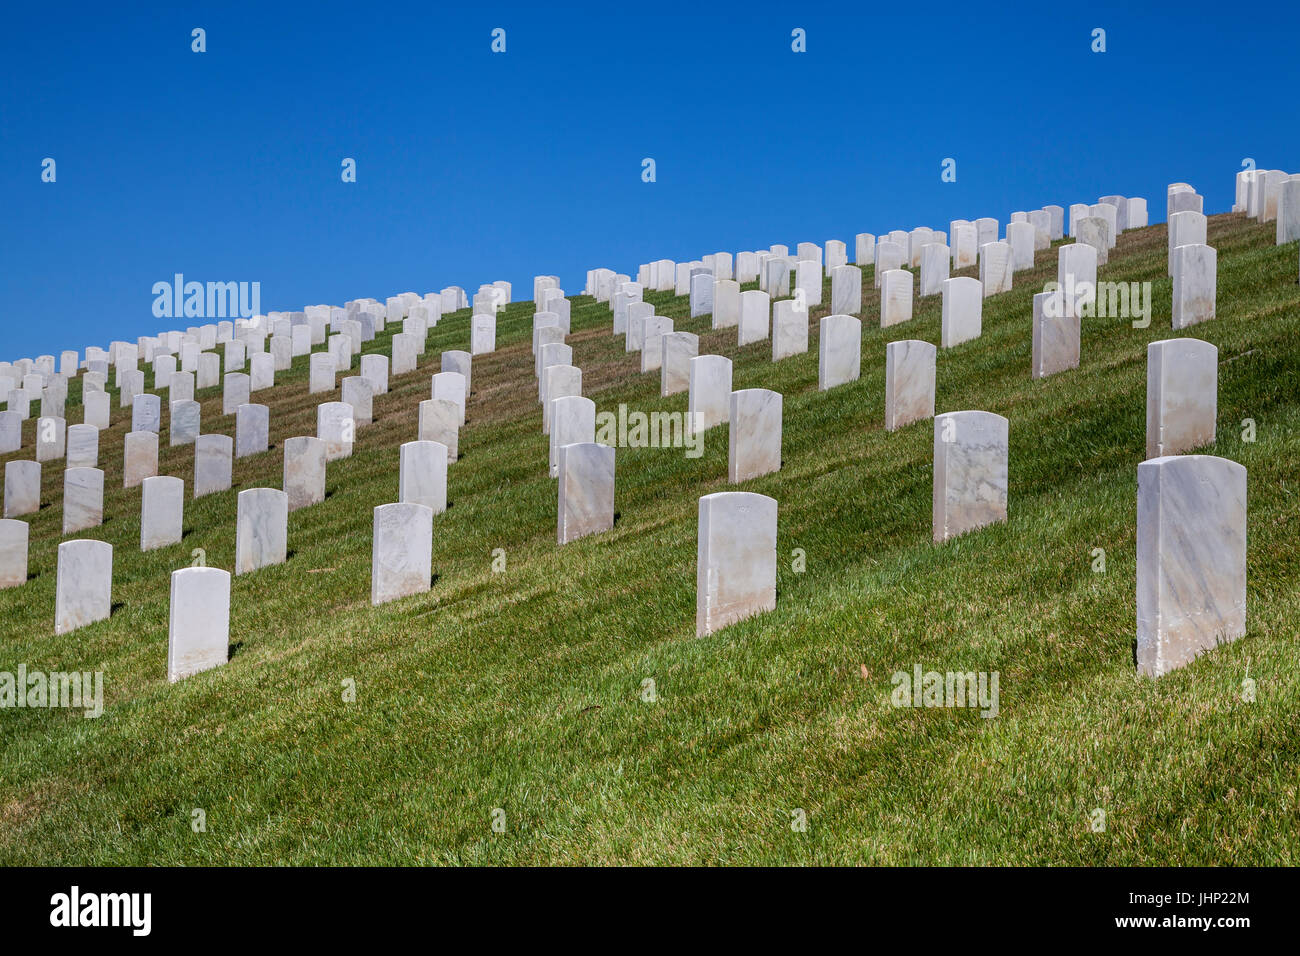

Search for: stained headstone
xmin=1136 ymin=454 xmax=1247 ymax=677
xmin=371 ymin=502 xmax=434 ymax=606
xmin=549 ymin=396 xmax=596 ymax=478
xmin=235 ymin=403 xmax=270 ymax=458
xmin=35 ymin=415 xmax=67 ymax=462
xmin=1172 ymin=244 xmax=1217 ymax=329
xmin=1147 ymin=337 xmax=1217 ymax=459
xmin=728 ymin=389 xmax=782 ymax=483
xmin=418 ymin=399 xmax=460 ymax=462
xmin=123 ymin=431 xmax=158 ymax=488
xmin=3 ymin=460 xmax=40 ymax=518
xmin=932 ymin=410 xmax=1009 ymax=542
xmin=235 ymin=488 xmax=288 ymax=575
xmin=557 ymin=442 xmax=615 ymax=545
xmin=431 ymin=371 xmax=466 ymax=425
xmin=1031 ymin=289 xmax=1079 ymax=379
xmin=440 ymin=351 xmax=471 ymax=393
xmin=283 ymin=436 xmax=326 ymax=511
xmin=194 ymin=433 xmax=233 ymax=498
xmin=689 ymin=355 xmax=732 ymax=435
xmin=884 ymin=340 xmax=936 ymax=431
xmin=62 ymin=466 xmax=103 ymax=534
xmin=399 ymin=440 xmax=448 ymax=514
xmin=317 ymin=402 xmax=355 ymax=461
xmin=0 ymin=518 xmax=28 ymax=588
xmin=919 ymin=243 xmax=950 ymax=297
xmin=661 ymin=332 xmax=699 ymax=397
xmin=880 ymin=269 xmax=914 ymax=326
xmin=55 ymin=539 xmax=112 ymax=634
xmin=979 ymin=241 xmax=1014 ymax=296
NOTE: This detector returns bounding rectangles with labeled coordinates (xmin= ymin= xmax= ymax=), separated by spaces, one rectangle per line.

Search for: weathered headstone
xmin=979 ymin=241 xmax=1014 ymax=297
xmin=739 ymin=290 xmax=771 ymax=346
xmin=933 ymin=410 xmax=1009 ymax=542
xmin=309 ymin=353 xmax=337 ymax=394
xmin=361 ymin=354 xmax=390 ymax=397
xmin=874 ymin=240 xmax=904 ymax=287
xmin=0 ymin=518 xmax=28 ymax=588
xmin=3 ymin=460 xmax=40 ymax=518
xmin=123 ymin=431 xmax=159 ymax=488
xmin=557 ymin=442 xmax=615 ymax=545
xmin=235 ymin=488 xmax=288 ymax=575
xmin=689 ymin=355 xmax=732 ymax=435
xmin=729 ymin=389 xmax=782 ymax=482
xmin=830 ymin=264 xmax=862 ymax=315
xmin=0 ymin=411 xmax=19 ymax=454
xmin=418 ymin=399 xmax=460 ymax=462
xmin=193 ymin=433 xmax=233 ymax=498
xmin=235 ymin=403 xmax=270 ymax=459
xmin=223 ymin=372 xmax=250 ymax=415
xmin=1147 ymin=338 xmax=1217 ymax=459
xmin=431 ymin=371 xmax=466 ymax=425
xmin=1031 ymin=289 xmax=1079 ymax=379
xmin=170 ymin=399 xmax=200 ymax=446
xmin=399 ymin=440 xmax=448 ymax=514
xmin=440 ymin=351 xmax=471 ymax=394
xmin=713 ymin=279 xmax=741 ymax=329
xmin=884 ymin=340 xmax=936 ymax=431
xmin=317 ymin=402 xmax=355 ymax=461
xmin=341 ymin=376 xmax=373 ymax=428
xmin=880 ymin=269 xmax=914 ymax=327
xmin=549 ymin=395 xmax=596 ymax=478
xmin=541 ymin=365 xmax=581 ymax=434
xmin=771 ymin=300 xmax=809 ymax=362
xmin=283 ymin=436 xmax=326 ymax=511
xmin=65 ymin=423 xmax=99 ymax=468
xmin=371 ymin=502 xmax=434 ymax=606
xmin=919 ymin=243 xmax=950 ymax=297
xmin=1172 ymin=243 xmax=1217 ymax=329
xmin=62 ymin=466 xmax=104 ymax=534
xmin=55 ymin=539 xmax=113 ymax=634
xmin=696 ymin=491 xmax=777 ymax=637
xmin=661 ymin=332 xmax=699 ymax=397
xmin=1136 ymin=454 xmax=1246 ymax=677
xmin=167 ymin=567 xmax=232 ymax=682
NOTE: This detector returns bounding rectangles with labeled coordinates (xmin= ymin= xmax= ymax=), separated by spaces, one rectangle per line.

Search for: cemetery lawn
xmin=3 ymin=212 xmax=1299 ymax=866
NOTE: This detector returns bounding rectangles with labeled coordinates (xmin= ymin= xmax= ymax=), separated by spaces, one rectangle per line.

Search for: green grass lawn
xmin=2 ymin=212 xmax=1298 ymax=865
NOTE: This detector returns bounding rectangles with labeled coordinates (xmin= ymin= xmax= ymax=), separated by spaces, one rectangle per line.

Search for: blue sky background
xmin=2 ymin=0 xmax=1297 ymax=360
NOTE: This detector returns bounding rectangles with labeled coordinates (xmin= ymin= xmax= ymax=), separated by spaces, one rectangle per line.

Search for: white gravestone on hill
xmin=557 ymin=441 xmax=615 ymax=545
xmin=167 ymin=567 xmax=231 ymax=682
xmin=696 ymin=491 xmax=777 ymax=637
xmin=55 ymin=539 xmax=112 ymax=635
xmin=235 ymin=488 xmax=288 ymax=575
xmin=194 ymin=434 xmax=233 ymax=498
xmin=283 ymin=436 xmax=327 ymax=511
xmin=688 ymin=355 xmax=732 ymax=435
xmin=933 ymin=410 xmax=1008 ymax=543
xmin=62 ymin=466 xmax=103 ymax=534
xmin=818 ymin=315 xmax=861 ymax=391
xmin=1147 ymin=338 xmax=1217 ymax=459
xmin=141 ymin=475 xmax=184 ymax=551
xmin=884 ymin=340 xmax=936 ymax=432
xmin=728 ymin=388 xmax=782 ymax=483
xmin=371 ymin=502 xmax=434 ymax=606
xmin=1136 ymin=454 xmax=1246 ymax=677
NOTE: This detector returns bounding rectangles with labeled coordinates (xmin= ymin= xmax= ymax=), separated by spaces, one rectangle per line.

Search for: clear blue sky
xmin=2 ymin=0 xmax=1296 ymax=361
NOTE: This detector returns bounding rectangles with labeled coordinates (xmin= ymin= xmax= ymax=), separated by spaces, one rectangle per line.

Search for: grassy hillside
xmin=2 ymin=212 xmax=1298 ymax=865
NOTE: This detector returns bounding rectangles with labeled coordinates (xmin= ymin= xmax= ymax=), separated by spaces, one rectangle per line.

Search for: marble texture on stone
xmin=696 ymin=491 xmax=777 ymax=637
xmin=873 ymin=240 xmax=905 ymax=287
xmin=880 ymin=269 xmax=914 ymax=327
xmin=83 ymin=391 xmax=110 ymax=430
xmin=283 ymin=436 xmax=326 ymax=511
xmin=235 ymin=487 xmax=288 ymax=575
xmin=688 ymin=354 xmax=732 ymax=435
xmin=62 ymin=466 xmax=103 ymax=534
xmin=170 ymin=399 xmax=200 ymax=447
xmin=123 ymin=431 xmax=158 ymax=488
xmin=235 ymin=403 xmax=270 ymax=458
xmin=690 ymin=273 xmax=714 ymax=318
xmin=884 ymin=339 xmax=936 ymax=432
xmin=831 ymin=264 xmax=862 ymax=314
xmin=548 ymin=395 xmax=597 ymax=478
xmin=932 ymin=410 xmax=1009 ymax=543
xmin=400 ymin=440 xmax=448 ymax=514
xmin=941 ymin=276 xmax=983 ymax=348
xmin=167 ymin=567 xmax=231 ymax=681
xmin=418 ymin=399 xmax=460 ymax=462
xmin=341 ymin=376 xmax=373 ymax=428
xmin=661 ymin=332 xmax=699 ymax=397
xmin=141 ymin=474 xmax=184 ymax=551
xmin=712 ymin=279 xmax=740 ymax=329
xmin=55 ymin=539 xmax=112 ymax=634
xmin=1167 ymin=210 xmax=1207 ymax=275
xmin=818 ymin=315 xmax=861 ymax=391
xmin=728 ymin=388 xmax=782 ymax=483
xmin=557 ymin=441 xmax=614 ymax=545
xmin=194 ymin=434 xmax=233 ymax=497
xmin=1136 ymin=454 xmax=1246 ymax=677
xmin=1277 ymin=180 xmax=1300 ymax=245
xmin=739 ymin=290 xmax=771 ymax=346
xmin=431 ymin=371 xmax=466 ymax=425
xmin=979 ymin=241 xmax=1014 ymax=297
xmin=951 ymin=223 xmax=978 ymax=269
xmin=316 ymin=402 xmax=354 ymax=461
xmin=771 ymin=300 xmax=808 ymax=362
xmin=131 ymin=394 xmax=161 ymax=434
xmin=440 ymin=351 xmax=470 ymax=394
xmin=919 ymin=244 xmax=950 ymax=297
xmin=371 ymin=502 xmax=434 ymax=606
xmin=64 ymin=423 xmax=98 ymax=469
xmin=1171 ymin=244 xmax=1217 ymax=329
xmin=0 ymin=518 xmax=28 ymax=588
xmin=1057 ymin=243 xmax=1098 ymax=316
xmin=1031 ymin=290 xmax=1080 ymax=379
xmin=1147 ymin=337 xmax=1217 ymax=459
xmin=222 ymin=372 xmax=250 ymax=415
xmin=541 ymin=365 xmax=581 ymax=434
